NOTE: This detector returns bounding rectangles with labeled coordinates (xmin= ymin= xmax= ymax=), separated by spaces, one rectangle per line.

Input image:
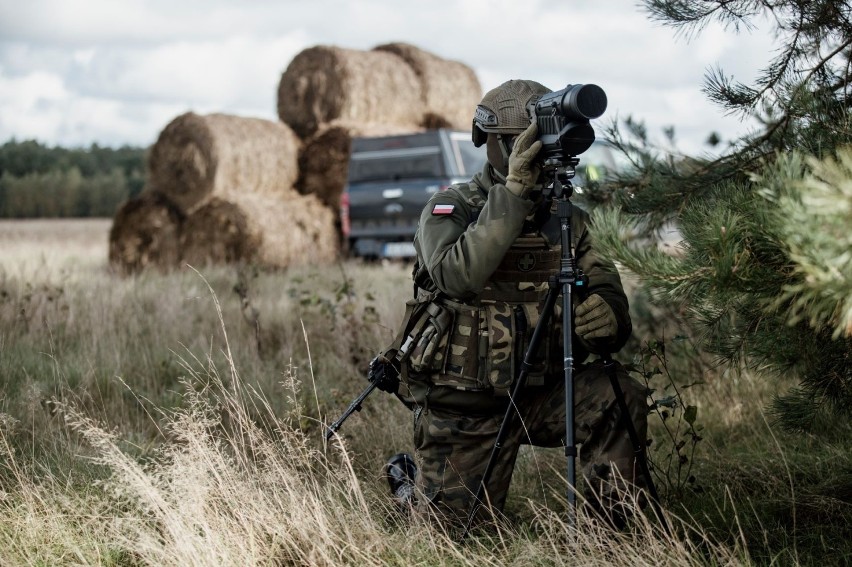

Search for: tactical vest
xmin=395 ymin=181 xmax=575 ymax=398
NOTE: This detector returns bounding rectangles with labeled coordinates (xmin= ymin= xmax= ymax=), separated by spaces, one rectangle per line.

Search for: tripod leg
xmin=600 ymin=355 xmax=670 ymax=534
xmin=561 ymin=279 xmax=578 ymax=525
xmin=459 ymin=284 xmax=561 ymax=541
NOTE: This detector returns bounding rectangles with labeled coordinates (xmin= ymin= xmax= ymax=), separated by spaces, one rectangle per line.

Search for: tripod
xmin=460 ymin=162 xmax=668 ymax=539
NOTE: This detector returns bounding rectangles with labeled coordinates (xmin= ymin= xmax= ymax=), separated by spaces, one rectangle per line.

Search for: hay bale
xmin=296 ymin=120 xmax=422 ymax=210
xmin=277 ymin=46 xmax=423 ymax=139
xmin=108 ymin=192 xmax=183 ymax=274
xmin=373 ymin=42 xmax=482 ymax=131
xmin=148 ymin=112 xmax=300 ymax=214
xmin=180 ymin=193 xmax=338 ymax=269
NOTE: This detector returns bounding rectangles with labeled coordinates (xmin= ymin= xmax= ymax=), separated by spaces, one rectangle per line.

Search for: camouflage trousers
xmin=411 ymin=360 xmax=648 ymax=527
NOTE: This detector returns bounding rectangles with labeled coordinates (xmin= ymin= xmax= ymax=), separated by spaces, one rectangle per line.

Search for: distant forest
xmin=0 ymin=139 xmax=147 ymax=218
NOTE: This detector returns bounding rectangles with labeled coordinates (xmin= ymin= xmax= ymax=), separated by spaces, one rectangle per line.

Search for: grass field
xmin=0 ymin=219 xmax=850 ymax=566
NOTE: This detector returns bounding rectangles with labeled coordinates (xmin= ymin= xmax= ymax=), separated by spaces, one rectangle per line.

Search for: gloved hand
xmin=368 ymin=355 xmax=399 ymax=394
xmin=505 ymin=122 xmax=542 ymax=198
xmin=575 ymin=294 xmax=618 ymax=343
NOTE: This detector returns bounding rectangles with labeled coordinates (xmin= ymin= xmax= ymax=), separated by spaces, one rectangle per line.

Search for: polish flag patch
xmin=432 ymin=203 xmax=455 ymax=215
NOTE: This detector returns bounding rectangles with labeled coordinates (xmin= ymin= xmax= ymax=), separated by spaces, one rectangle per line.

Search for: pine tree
xmin=591 ymin=0 xmax=852 ymax=431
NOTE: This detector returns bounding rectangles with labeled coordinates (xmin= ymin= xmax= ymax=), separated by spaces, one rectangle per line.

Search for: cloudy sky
xmin=0 ymin=0 xmax=777 ymax=154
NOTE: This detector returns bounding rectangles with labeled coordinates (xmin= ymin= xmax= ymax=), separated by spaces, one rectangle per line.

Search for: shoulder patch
xmin=431 ymin=203 xmax=455 ymax=215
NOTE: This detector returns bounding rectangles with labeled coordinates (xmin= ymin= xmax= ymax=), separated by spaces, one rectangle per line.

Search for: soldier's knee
xmin=615 ymin=372 xmax=648 ymax=423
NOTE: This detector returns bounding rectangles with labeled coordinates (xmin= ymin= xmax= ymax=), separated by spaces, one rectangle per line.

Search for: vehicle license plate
xmin=383 ymin=242 xmax=416 ymax=258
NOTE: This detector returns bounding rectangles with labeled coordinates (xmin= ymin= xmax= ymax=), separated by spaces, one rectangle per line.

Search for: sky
xmin=0 ymin=0 xmax=778 ymax=155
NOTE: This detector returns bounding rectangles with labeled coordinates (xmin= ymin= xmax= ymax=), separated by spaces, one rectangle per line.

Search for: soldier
xmin=384 ymin=79 xmax=648 ymax=530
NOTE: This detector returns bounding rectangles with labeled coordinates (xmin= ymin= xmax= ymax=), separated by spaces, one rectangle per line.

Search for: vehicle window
xmin=347 ymin=147 xmax=444 ymax=183
xmin=449 ymin=133 xmax=486 ymax=176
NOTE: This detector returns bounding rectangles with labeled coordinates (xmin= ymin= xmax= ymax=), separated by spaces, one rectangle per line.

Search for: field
xmin=1 ymin=219 xmax=850 ymax=566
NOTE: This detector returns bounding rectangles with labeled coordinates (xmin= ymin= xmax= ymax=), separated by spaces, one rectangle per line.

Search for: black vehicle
xmin=341 ymin=129 xmax=486 ymax=259
xmin=340 ymin=129 xmax=619 ymax=259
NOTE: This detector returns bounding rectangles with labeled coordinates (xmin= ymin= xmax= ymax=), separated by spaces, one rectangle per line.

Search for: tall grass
xmin=0 ymin=220 xmax=850 ymax=565
xmin=0 ymin=290 xmax=749 ymax=566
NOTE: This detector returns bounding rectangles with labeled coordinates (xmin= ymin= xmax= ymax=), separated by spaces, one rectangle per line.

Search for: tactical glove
xmin=505 ymin=122 xmax=542 ymax=198
xmin=575 ymin=294 xmax=618 ymax=343
xmin=368 ymin=355 xmax=399 ymax=394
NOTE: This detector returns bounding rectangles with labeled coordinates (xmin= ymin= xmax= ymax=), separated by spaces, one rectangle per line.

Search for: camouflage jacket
xmin=408 ymin=163 xmax=631 ymax=407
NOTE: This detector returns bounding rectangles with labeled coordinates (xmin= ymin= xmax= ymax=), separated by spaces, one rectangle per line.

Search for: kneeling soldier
xmin=386 ymin=79 xmax=648 ymax=530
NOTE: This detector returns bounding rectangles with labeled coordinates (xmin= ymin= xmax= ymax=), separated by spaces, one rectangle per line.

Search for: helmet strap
xmin=490 ymin=164 xmax=507 ymax=184
xmin=497 ymin=133 xmax=512 ymax=164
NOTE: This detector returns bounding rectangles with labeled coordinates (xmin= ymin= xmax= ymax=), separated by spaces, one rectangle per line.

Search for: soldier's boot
xmin=585 ymin=493 xmax=628 ymax=530
xmin=383 ymin=453 xmax=416 ymax=505
xmin=584 ymin=463 xmax=648 ymax=530
xmin=583 ymin=464 xmax=627 ymax=530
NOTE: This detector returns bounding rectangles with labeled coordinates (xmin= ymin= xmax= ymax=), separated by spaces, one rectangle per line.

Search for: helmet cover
xmin=472 ymin=79 xmax=551 ymax=146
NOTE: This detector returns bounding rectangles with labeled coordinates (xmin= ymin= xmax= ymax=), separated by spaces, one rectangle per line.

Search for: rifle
xmin=325 ymin=355 xmax=399 ymax=441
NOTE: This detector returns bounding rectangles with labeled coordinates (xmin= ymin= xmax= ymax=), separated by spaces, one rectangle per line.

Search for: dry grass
xmin=0 ymin=284 xmax=749 ymax=566
xmin=148 ymin=112 xmax=301 ymax=214
xmin=0 ymin=219 xmax=849 ymax=565
xmin=277 ymin=46 xmax=423 ymax=139
xmin=0 ymin=218 xmax=111 ymax=278
xmin=372 ymin=42 xmax=482 ymax=130
xmin=180 ymin=193 xmax=338 ymax=269
xmin=109 ymin=192 xmax=184 ymax=274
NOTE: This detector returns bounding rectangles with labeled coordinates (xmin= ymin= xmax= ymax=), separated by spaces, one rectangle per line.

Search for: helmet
xmin=472 ymin=79 xmax=551 ymax=147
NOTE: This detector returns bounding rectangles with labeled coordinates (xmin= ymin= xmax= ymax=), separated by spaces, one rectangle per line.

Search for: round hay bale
xmin=148 ymin=112 xmax=300 ymax=214
xmin=373 ymin=42 xmax=482 ymax=131
xmin=277 ymin=45 xmax=423 ymax=139
xmin=296 ymin=120 xmax=423 ymax=210
xmin=180 ymin=194 xmax=338 ymax=269
xmin=108 ymin=192 xmax=183 ymax=274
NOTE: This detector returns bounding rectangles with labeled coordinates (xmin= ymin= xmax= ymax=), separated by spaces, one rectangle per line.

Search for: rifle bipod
xmin=325 ymin=355 xmax=401 ymax=441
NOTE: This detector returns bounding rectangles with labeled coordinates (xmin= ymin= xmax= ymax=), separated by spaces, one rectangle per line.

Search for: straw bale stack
xmin=180 ymin=193 xmax=337 ymax=269
xmin=108 ymin=192 xmax=183 ymax=274
xmin=296 ymin=120 xmax=423 ymax=210
xmin=148 ymin=112 xmax=300 ymax=214
xmin=277 ymin=46 xmax=423 ymax=139
xmin=373 ymin=42 xmax=481 ymax=130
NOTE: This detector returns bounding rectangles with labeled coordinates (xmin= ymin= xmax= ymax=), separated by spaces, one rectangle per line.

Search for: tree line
xmin=0 ymin=139 xmax=147 ymax=218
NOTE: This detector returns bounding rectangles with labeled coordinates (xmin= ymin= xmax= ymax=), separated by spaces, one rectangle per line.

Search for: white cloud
xmin=0 ymin=0 xmax=778 ymax=153
xmin=0 ymin=68 xmax=186 ymax=146
xmin=1 ymin=0 xmax=274 ymax=46
xmin=69 ymin=34 xmax=307 ymax=108
xmin=0 ymin=70 xmax=69 ymax=141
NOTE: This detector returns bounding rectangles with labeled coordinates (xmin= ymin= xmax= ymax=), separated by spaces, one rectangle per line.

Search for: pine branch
xmin=641 ymin=0 xmax=763 ymax=36
xmin=611 ymin=0 xmax=852 ymax=433
xmin=769 ymin=148 xmax=852 ymax=338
